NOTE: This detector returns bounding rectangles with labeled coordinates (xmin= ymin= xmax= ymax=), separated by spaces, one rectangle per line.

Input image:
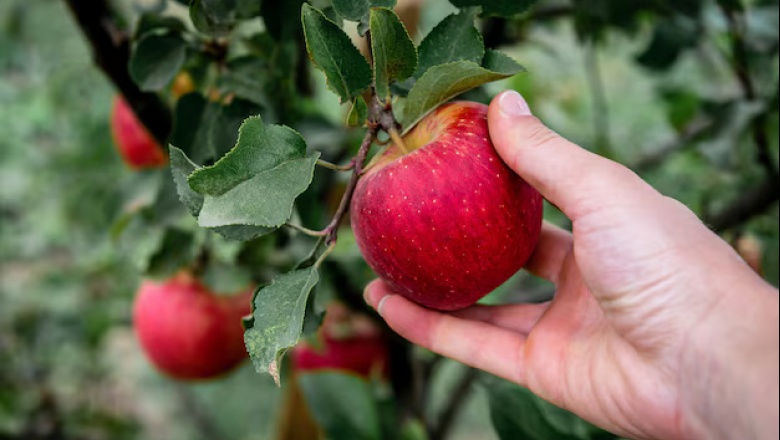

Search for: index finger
xmin=365 ymin=280 xmax=528 ymax=384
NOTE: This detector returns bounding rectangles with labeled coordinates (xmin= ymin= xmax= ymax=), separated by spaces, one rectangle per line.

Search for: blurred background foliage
xmin=0 ymin=0 xmax=777 ymax=439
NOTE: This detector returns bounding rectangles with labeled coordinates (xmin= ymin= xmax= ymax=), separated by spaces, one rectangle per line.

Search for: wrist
xmin=682 ymin=279 xmax=779 ymax=440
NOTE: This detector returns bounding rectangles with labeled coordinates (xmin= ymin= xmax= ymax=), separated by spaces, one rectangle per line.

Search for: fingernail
xmin=376 ymin=295 xmax=392 ymax=316
xmin=498 ymin=90 xmax=532 ymax=117
xmin=363 ymin=282 xmax=374 ymax=306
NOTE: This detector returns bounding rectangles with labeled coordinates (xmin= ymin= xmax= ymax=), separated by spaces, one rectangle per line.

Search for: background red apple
xmin=110 ymin=96 xmax=167 ymax=169
xmin=351 ymin=102 xmax=543 ymax=311
xmin=133 ymin=272 xmax=253 ymax=380
xmin=290 ymin=303 xmax=388 ymax=378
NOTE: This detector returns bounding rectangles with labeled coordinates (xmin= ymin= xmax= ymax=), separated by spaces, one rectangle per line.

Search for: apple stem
xmin=389 ymin=127 xmax=409 ymax=154
xmin=316 ymin=159 xmax=355 ymax=171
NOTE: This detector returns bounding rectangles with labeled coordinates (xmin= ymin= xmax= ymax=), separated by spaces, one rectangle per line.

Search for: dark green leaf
xmin=244 ymin=268 xmax=320 ymax=383
xmin=332 ymin=0 xmax=395 ymax=34
xmin=298 ymin=372 xmax=381 ymax=440
xmin=302 ymin=3 xmax=372 ymax=102
xmin=482 ymin=49 xmax=525 ymax=74
xmin=636 ymin=17 xmax=698 ymax=70
xmin=170 ymin=93 xmax=210 ymax=163
xmin=210 ymin=224 xmax=277 ymax=241
xmin=190 ymin=0 xmax=236 ymax=35
xmin=482 ymin=376 xmax=580 ymax=440
xmin=448 ymin=0 xmax=537 ymax=17
xmin=134 ymin=13 xmax=187 ymax=38
xmin=347 ymin=96 xmax=368 ymax=127
xmin=370 ymin=7 xmax=417 ymax=100
xmin=398 ymin=55 xmax=524 ymax=132
xmin=261 ymin=0 xmax=304 ymax=41
xmin=235 ymin=0 xmax=262 ymax=19
xmin=129 ymin=33 xmax=187 ymax=92
xmin=414 ymin=8 xmax=482 ymax=79
xmin=146 ymin=228 xmax=200 ymax=278
xmin=220 ymin=57 xmax=276 ymax=118
xmin=170 ymin=94 xmax=263 ymax=165
xmin=188 ymin=116 xmax=307 ymax=196
xmin=481 ymin=375 xmax=615 ymax=440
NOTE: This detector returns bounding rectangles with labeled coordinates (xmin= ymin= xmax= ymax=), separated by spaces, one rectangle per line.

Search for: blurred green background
xmin=1 ymin=0 xmax=777 ymax=439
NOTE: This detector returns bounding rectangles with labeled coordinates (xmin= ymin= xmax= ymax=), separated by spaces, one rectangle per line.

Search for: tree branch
xmin=706 ymin=174 xmax=780 ymax=233
xmin=63 ymin=0 xmax=172 ymax=144
xmin=321 ymin=124 xmax=378 ymax=245
xmin=630 ymin=117 xmax=714 ymax=172
xmin=720 ymin=5 xmax=777 ymax=176
xmin=429 ymin=367 xmax=479 ymax=440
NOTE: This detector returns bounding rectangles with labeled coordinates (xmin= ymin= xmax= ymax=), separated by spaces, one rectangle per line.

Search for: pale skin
xmin=364 ymin=91 xmax=780 ymax=440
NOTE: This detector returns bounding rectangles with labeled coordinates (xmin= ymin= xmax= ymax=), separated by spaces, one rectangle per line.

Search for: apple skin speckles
xmin=351 ymin=102 xmax=543 ymax=311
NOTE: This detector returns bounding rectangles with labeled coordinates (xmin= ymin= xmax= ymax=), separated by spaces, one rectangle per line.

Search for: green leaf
xmin=369 ymin=7 xmax=417 ymax=101
xmin=298 ymin=372 xmax=382 ymax=440
xmin=170 ymin=94 xmax=263 ymax=165
xmin=302 ymin=4 xmax=372 ymax=103
xmin=332 ymin=0 xmax=396 ymax=35
xmin=636 ymin=17 xmax=698 ymax=70
xmin=190 ymin=0 xmax=236 ymax=35
xmin=169 ymin=146 xmax=203 ymax=217
xmin=347 ymin=96 xmax=368 ymax=127
xmin=196 ymin=152 xmax=319 ymax=229
xmin=481 ymin=375 xmax=613 ymax=440
xmin=188 ymin=116 xmax=307 ymax=196
xmin=448 ymin=0 xmax=538 ymax=17
xmin=129 ymin=33 xmax=187 ymax=92
xmin=261 ymin=0 xmax=304 ymax=41
xmin=146 ymin=228 xmax=200 ymax=279
xmin=134 ymin=13 xmax=187 ymax=38
xmin=244 ymin=268 xmax=320 ymax=383
xmin=170 ymin=146 xmax=278 ymax=242
xmin=398 ymin=54 xmax=524 ymax=132
xmin=414 ymin=8 xmax=482 ymax=79
xmin=482 ymin=48 xmax=524 ymax=73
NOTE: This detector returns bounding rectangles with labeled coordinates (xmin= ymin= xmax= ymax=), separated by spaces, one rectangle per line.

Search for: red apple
xmin=351 ymin=102 xmax=543 ymax=311
xmin=133 ymin=272 xmax=253 ymax=380
xmin=291 ymin=303 xmax=388 ymax=378
xmin=110 ymin=96 xmax=167 ymax=169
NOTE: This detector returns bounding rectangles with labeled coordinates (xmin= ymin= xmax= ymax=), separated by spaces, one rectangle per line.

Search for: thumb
xmin=487 ymin=91 xmax=659 ymax=221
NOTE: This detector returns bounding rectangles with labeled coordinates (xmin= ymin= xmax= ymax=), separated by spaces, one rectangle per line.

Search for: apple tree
xmin=1 ymin=0 xmax=774 ymax=438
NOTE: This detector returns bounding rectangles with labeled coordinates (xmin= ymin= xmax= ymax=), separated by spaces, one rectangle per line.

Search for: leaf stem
xmin=313 ymin=241 xmax=337 ymax=269
xmin=316 ymin=158 xmax=355 ymax=171
xmin=284 ymin=222 xmax=328 ymax=237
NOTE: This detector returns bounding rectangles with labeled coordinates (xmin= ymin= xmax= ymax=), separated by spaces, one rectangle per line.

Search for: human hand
xmin=364 ymin=91 xmax=779 ymax=440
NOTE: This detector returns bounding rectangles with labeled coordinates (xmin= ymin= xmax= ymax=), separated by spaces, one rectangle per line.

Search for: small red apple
xmin=133 ymin=272 xmax=253 ymax=380
xmin=110 ymin=96 xmax=167 ymax=169
xmin=351 ymin=102 xmax=543 ymax=311
xmin=291 ymin=303 xmax=388 ymax=378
